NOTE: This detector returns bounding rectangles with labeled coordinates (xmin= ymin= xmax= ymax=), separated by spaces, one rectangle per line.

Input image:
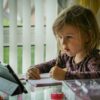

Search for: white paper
xmin=28 ymin=73 xmax=62 ymax=87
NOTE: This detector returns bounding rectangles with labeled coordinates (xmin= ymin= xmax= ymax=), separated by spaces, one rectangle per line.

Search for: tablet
xmin=0 ymin=63 xmax=28 ymax=96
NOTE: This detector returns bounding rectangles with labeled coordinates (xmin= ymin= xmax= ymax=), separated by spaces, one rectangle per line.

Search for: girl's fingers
xmin=0 ymin=96 xmax=3 ymax=100
xmin=49 ymin=70 xmax=52 ymax=77
xmin=27 ymin=69 xmax=40 ymax=79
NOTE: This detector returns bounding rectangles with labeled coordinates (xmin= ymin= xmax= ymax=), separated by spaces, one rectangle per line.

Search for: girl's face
xmin=58 ymin=25 xmax=85 ymax=57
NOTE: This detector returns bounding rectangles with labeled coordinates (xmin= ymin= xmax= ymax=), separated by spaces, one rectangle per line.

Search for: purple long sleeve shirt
xmin=34 ymin=49 xmax=100 ymax=80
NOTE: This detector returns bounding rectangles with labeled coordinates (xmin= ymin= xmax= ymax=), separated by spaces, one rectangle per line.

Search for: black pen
xmin=20 ymin=78 xmax=28 ymax=82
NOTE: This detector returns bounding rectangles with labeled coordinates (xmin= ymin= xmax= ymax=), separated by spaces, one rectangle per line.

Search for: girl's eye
xmin=57 ymin=35 xmax=73 ymax=40
xmin=65 ymin=36 xmax=72 ymax=39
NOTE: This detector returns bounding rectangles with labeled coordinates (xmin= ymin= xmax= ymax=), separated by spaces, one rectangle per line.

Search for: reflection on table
xmin=0 ymin=74 xmax=100 ymax=100
xmin=62 ymin=79 xmax=100 ymax=100
xmin=0 ymin=73 xmax=63 ymax=100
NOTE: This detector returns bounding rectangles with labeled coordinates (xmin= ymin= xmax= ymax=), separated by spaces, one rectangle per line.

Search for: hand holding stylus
xmin=26 ymin=67 xmax=40 ymax=80
xmin=49 ymin=51 xmax=67 ymax=80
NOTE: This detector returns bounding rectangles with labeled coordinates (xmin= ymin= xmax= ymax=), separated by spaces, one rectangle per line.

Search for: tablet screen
xmin=0 ymin=63 xmax=28 ymax=95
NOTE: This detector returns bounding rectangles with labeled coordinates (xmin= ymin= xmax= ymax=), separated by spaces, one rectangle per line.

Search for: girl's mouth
xmin=62 ymin=49 xmax=70 ymax=53
xmin=65 ymin=48 xmax=70 ymax=51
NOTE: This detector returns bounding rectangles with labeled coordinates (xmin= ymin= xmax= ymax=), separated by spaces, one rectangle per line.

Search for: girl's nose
xmin=61 ymin=38 xmax=68 ymax=49
xmin=62 ymin=37 xmax=67 ymax=45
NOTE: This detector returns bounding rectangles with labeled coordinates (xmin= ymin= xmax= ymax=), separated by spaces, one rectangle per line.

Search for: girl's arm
xmin=26 ymin=59 xmax=57 ymax=79
xmin=65 ymin=71 xmax=100 ymax=80
xmin=65 ymin=58 xmax=100 ymax=79
xmin=31 ymin=53 xmax=67 ymax=73
xmin=26 ymin=53 xmax=67 ymax=79
xmin=34 ymin=59 xmax=56 ymax=73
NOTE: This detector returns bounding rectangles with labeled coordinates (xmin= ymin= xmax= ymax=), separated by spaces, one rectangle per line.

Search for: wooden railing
xmin=0 ymin=0 xmax=58 ymax=74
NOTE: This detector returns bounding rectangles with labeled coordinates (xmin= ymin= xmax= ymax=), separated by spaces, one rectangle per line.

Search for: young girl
xmin=26 ymin=5 xmax=100 ymax=80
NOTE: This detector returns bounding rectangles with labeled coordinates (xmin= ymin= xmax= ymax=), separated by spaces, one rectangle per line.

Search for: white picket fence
xmin=0 ymin=0 xmax=100 ymax=74
xmin=0 ymin=0 xmax=58 ymax=74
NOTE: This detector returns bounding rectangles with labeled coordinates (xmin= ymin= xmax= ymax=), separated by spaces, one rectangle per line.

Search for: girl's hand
xmin=63 ymin=68 xmax=67 ymax=72
xmin=26 ymin=67 xmax=40 ymax=80
xmin=0 ymin=96 xmax=3 ymax=100
xmin=49 ymin=66 xmax=66 ymax=80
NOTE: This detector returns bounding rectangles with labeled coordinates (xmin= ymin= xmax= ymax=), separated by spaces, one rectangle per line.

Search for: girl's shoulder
xmin=91 ymin=49 xmax=100 ymax=59
xmin=87 ymin=49 xmax=100 ymax=66
xmin=91 ymin=49 xmax=100 ymax=55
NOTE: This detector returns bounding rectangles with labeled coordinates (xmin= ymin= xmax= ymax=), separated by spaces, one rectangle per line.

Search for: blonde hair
xmin=53 ymin=5 xmax=100 ymax=53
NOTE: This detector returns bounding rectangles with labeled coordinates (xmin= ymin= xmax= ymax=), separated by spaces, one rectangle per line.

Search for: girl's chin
xmin=61 ymin=50 xmax=75 ymax=57
xmin=67 ymin=54 xmax=73 ymax=57
xmin=65 ymin=52 xmax=75 ymax=57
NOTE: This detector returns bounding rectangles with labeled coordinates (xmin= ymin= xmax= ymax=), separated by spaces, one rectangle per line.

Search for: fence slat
xmin=2 ymin=0 xmax=59 ymax=73
xmin=45 ymin=0 xmax=58 ymax=61
xmin=9 ymin=0 xmax=17 ymax=73
xmin=22 ymin=0 xmax=31 ymax=73
xmin=34 ymin=0 xmax=45 ymax=64
xmin=0 ymin=0 xmax=3 ymax=62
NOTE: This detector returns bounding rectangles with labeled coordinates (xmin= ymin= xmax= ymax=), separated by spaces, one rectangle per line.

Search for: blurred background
xmin=0 ymin=0 xmax=100 ymax=74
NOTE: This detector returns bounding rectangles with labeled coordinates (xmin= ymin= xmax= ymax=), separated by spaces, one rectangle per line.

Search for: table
xmin=1 ymin=78 xmax=100 ymax=100
xmin=0 ymin=73 xmax=63 ymax=100
xmin=0 ymin=82 xmax=62 ymax=100
xmin=62 ymin=79 xmax=100 ymax=100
